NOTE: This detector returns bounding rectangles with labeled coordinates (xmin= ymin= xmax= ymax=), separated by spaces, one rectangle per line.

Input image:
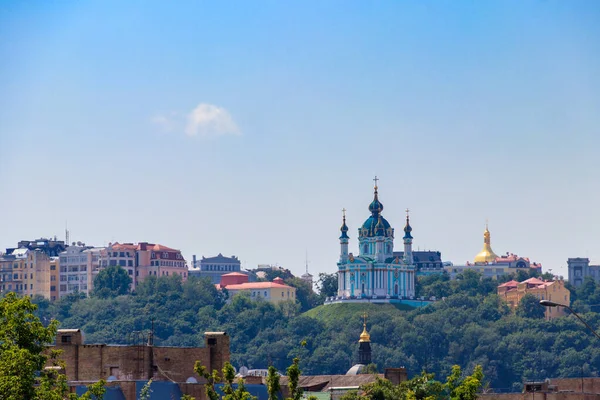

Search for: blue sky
xmin=1 ymin=1 xmax=599 ymax=279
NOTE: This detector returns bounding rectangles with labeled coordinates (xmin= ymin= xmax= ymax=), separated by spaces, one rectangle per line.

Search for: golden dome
xmin=474 ymin=224 xmax=498 ymax=263
xmin=359 ymin=323 xmax=371 ymax=342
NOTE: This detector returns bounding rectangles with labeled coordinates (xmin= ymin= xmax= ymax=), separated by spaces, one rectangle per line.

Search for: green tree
xmin=286 ymin=357 xmax=303 ymax=400
xmin=516 ymin=294 xmax=545 ymax=319
xmin=266 ymin=365 xmax=281 ymax=400
xmin=286 ymin=277 xmax=319 ymax=312
xmin=92 ymin=265 xmax=132 ymax=298
xmin=0 ymin=292 xmax=106 ymax=400
xmin=316 ymin=273 xmax=338 ymax=300
xmin=0 ymin=292 xmax=59 ymax=399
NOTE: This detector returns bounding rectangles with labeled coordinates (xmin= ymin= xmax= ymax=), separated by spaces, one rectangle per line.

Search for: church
xmin=334 ymin=179 xmax=416 ymax=301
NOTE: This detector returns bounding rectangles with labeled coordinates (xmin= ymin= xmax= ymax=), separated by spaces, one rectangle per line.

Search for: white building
xmin=58 ymin=246 xmax=104 ymax=298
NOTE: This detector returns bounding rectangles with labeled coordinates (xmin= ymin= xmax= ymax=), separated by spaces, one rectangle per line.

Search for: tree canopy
xmin=0 ymin=292 xmax=105 ymax=400
xmin=92 ymin=265 xmax=132 ymax=298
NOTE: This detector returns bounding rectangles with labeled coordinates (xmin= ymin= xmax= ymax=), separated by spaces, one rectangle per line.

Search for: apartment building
xmin=498 ymin=277 xmax=571 ymax=320
xmin=103 ymin=242 xmax=188 ymax=289
xmin=58 ymin=246 xmax=103 ymax=298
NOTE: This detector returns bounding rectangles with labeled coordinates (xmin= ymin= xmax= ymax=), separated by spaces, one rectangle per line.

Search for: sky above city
xmin=1 ymin=1 xmax=599 ymax=279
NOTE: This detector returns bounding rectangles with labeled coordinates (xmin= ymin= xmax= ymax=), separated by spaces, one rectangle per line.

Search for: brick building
xmin=52 ymin=329 xmax=229 ymax=397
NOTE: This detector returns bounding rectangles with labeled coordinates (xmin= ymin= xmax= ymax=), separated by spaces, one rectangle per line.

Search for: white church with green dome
xmin=332 ymin=178 xmax=416 ymax=302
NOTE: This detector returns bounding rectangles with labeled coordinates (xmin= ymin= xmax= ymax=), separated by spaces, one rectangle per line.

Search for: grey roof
xmin=280 ymin=374 xmax=383 ymax=392
xmin=201 ymin=253 xmax=240 ymax=263
xmin=394 ymin=251 xmax=442 ymax=263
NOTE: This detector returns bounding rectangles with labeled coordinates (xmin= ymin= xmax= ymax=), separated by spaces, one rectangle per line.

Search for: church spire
xmin=368 ymin=176 xmax=384 ymax=216
xmin=403 ymin=209 xmax=413 ymax=240
xmin=340 ymin=208 xmax=349 ymax=239
xmin=359 ymin=312 xmax=371 ymax=342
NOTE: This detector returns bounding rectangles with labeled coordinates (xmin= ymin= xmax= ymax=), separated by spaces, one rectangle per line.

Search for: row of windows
xmin=203 ymin=264 xmax=237 ymax=271
xmin=151 ymin=260 xmax=185 ymax=267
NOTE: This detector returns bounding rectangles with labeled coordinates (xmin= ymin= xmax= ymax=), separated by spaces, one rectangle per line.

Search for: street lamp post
xmin=539 ymin=300 xmax=600 ymax=340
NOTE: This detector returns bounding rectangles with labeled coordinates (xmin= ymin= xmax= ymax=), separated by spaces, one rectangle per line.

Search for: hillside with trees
xmin=28 ymin=270 xmax=600 ymax=391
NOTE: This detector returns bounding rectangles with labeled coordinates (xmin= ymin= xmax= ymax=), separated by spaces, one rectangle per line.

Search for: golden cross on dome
xmin=405 ymin=208 xmax=410 ymax=217
xmin=373 ymin=176 xmax=379 ymax=188
xmin=342 ymin=208 xmax=347 ymax=218
xmin=362 ymin=312 xmax=368 ymax=325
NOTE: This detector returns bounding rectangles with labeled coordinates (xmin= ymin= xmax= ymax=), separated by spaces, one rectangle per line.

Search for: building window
xmin=61 ymin=335 xmax=71 ymax=344
xmin=264 ymin=291 xmax=267 ymax=297
xmin=50 ymin=265 xmax=56 ymax=271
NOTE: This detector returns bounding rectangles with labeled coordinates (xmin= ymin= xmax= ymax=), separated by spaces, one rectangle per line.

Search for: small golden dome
xmin=474 ymin=224 xmax=498 ymax=263
xmin=359 ymin=323 xmax=371 ymax=342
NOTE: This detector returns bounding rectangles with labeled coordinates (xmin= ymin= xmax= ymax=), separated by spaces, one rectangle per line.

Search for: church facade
xmin=335 ymin=181 xmax=416 ymax=301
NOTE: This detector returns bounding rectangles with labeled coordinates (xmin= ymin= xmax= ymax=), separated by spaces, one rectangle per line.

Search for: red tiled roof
xmin=110 ymin=242 xmax=179 ymax=252
xmin=522 ymin=277 xmax=545 ymax=285
xmin=223 ymin=281 xmax=294 ymax=290
xmin=498 ymin=280 xmax=519 ymax=288
xmin=222 ymin=272 xmax=248 ymax=277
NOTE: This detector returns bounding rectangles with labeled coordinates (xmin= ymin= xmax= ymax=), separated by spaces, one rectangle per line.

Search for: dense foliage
xmin=30 ymin=271 xmax=600 ymax=391
xmin=340 ymin=365 xmax=484 ymax=400
xmin=0 ymin=293 xmax=105 ymax=400
xmin=92 ymin=265 xmax=132 ymax=298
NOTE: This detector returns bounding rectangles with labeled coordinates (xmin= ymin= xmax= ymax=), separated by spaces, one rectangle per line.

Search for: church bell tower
xmin=358 ymin=313 xmax=372 ymax=365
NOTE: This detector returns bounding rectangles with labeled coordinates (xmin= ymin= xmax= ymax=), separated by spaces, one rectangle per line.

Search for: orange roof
xmin=110 ymin=242 xmax=179 ymax=252
xmin=223 ymin=281 xmax=294 ymax=290
xmin=222 ymin=272 xmax=248 ymax=277
xmin=522 ymin=277 xmax=545 ymax=285
xmin=498 ymin=280 xmax=519 ymax=288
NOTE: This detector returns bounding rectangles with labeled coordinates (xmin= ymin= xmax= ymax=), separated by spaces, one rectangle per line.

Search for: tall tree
xmin=92 ymin=265 xmax=132 ymax=298
xmin=266 ymin=365 xmax=281 ymax=400
xmin=516 ymin=294 xmax=546 ymax=319
xmin=316 ymin=273 xmax=338 ymax=300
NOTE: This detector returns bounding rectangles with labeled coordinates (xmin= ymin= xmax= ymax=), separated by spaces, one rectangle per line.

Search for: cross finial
xmin=362 ymin=312 xmax=368 ymax=325
xmin=342 ymin=208 xmax=347 ymax=219
xmin=405 ymin=208 xmax=410 ymax=217
xmin=373 ymin=176 xmax=379 ymax=188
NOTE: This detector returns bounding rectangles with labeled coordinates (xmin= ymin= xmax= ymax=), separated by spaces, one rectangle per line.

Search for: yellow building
xmin=50 ymin=257 xmax=59 ymax=301
xmin=222 ymin=277 xmax=297 ymax=303
xmin=497 ymin=277 xmax=571 ymax=320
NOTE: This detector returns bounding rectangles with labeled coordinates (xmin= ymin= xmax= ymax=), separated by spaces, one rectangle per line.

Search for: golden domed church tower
xmin=358 ymin=313 xmax=372 ymax=365
xmin=474 ymin=223 xmax=499 ymax=264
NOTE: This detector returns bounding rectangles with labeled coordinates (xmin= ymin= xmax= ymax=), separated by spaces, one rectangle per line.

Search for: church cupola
xmin=474 ymin=222 xmax=499 ymax=264
xmin=340 ymin=209 xmax=349 ymax=240
xmin=403 ymin=213 xmax=413 ymax=240
xmin=358 ymin=313 xmax=372 ymax=365
xmin=368 ymin=179 xmax=384 ymax=217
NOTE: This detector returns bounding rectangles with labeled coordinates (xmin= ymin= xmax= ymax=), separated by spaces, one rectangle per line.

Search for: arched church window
xmin=363 ymin=244 xmax=368 ymax=254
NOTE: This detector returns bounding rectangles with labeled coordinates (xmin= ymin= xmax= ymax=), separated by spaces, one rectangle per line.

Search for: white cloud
xmin=151 ymin=103 xmax=240 ymax=137
xmin=185 ymin=103 xmax=240 ymax=137
xmin=151 ymin=112 xmax=180 ymax=133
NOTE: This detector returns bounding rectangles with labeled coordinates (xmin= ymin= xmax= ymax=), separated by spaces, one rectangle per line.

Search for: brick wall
xmin=51 ymin=329 xmax=229 ymax=383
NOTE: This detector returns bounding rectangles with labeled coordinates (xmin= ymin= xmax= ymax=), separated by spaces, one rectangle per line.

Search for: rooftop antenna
xmin=305 ymin=250 xmax=309 ymax=275
xmin=65 ymin=221 xmax=69 ymax=246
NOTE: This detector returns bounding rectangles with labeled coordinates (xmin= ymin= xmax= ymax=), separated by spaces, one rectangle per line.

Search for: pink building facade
xmin=103 ymin=242 xmax=188 ymax=289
